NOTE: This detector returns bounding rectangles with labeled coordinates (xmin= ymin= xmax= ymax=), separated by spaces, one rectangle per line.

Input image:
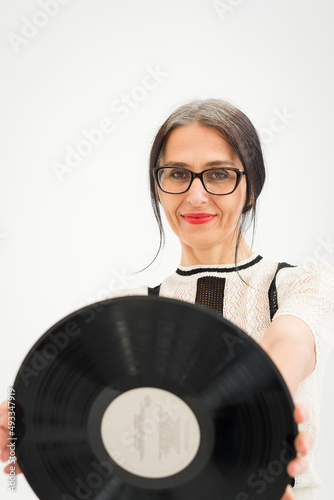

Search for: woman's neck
xmin=180 ymin=236 xmax=253 ymax=267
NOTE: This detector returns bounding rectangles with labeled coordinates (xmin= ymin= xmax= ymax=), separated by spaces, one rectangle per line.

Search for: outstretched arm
xmin=261 ymin=314 xmax=316 ymax=397
xmin=261 ymin=314 xmax=316 ymax=499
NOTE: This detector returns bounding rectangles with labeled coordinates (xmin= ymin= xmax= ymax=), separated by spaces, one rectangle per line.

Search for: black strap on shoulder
xmin=148 ymin=284 xmax=161 ymax=296
xmin=268 ymin=262 xmax=295 ymax=320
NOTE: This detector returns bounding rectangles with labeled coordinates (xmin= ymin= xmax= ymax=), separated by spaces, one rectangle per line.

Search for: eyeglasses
xmin=153 ymin=166 xmax=245 ymax=195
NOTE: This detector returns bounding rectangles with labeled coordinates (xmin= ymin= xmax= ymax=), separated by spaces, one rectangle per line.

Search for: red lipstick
xmin=181 ymin=213 xmax=216 ymax=225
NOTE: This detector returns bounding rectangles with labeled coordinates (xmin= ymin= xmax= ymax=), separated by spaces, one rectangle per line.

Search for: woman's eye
xmin=208 ymin=169 xmax=228 ymax=180
xmin=170 ymin=169 xmax=187 ymax=179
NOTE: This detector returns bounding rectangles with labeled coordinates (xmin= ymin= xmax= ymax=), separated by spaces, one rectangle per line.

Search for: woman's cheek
xmin=162 ymin=205 xmax=180 ymax=236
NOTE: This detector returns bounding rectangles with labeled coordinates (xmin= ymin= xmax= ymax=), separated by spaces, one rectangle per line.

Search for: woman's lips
xmin=181 ymin=213 xmax=217 ymax=225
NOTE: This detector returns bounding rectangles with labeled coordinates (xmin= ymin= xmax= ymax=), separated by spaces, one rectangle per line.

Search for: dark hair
xmin=149 ymin=99 xmax=266 ymax=265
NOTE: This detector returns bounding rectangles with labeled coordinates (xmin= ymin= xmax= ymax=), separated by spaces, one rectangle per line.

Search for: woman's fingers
xmin=287 ymin=454 xmax=308 ymax=478
xmin=281 ymin=403 xmax=312 ymax=499
xmin=1 ymin=444 xmax=11 ymax=463
xmin=281 ymin=484 xmax=295 ymax=500
xmin=293 ymin=404 xmax=308 ymax=425
xmin=3 ymin=461 xmax=21 ymax=475
xmin=0 ymin=426 xmax=9 ymax=462
xmin=0 ymin=400 xmax=22 ymax=474
xmin=0 ymin=402 xmax=9 ymax=464
xmin=0 ymin=400 xmax=9 ymax=428
xmin=294 ymin=430 xmax=312 ymax=457
xmin=288 ymin=404 xmax=312 ymax=476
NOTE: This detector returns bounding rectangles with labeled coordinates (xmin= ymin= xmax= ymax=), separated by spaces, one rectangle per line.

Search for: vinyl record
xmin=13 ymin=296 xmax=297 ymax=500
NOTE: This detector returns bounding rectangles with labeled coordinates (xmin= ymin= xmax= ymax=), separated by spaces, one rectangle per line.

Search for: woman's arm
xmin=261 ymin=314 xmax=316 ymax=500
xmin=260 ymin=314 xmax=316 ymax=397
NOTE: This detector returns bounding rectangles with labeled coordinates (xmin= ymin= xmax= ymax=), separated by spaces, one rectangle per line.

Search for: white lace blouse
xmin=105 ymin=254 xmax=334 ymax=490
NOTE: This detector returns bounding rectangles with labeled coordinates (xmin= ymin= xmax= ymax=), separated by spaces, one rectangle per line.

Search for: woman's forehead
xmin=163 ymin=123 xmax=239 ymax=164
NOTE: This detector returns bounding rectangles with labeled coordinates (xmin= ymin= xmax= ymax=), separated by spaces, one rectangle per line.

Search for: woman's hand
xmin=0 ymin=400 xmax=22 ymax=474
xmin=281 ymin=404 xmax=311 ymax=499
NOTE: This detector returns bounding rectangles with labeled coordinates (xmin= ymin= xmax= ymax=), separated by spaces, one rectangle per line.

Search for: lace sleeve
xmin=273 ymin=261 xmax=334 ymax=369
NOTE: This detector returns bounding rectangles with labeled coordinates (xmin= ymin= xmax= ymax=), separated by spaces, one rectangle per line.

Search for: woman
xmin=1 ymin=99 xmax=333 ymax=500
xmin=106 ymin=99 xmax=334 ymax=499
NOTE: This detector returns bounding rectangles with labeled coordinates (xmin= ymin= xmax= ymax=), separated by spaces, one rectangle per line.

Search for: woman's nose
xmin=185 ymin=178 xmax=209 ymax=206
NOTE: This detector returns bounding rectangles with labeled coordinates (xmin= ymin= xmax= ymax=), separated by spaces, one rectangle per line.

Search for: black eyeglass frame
xmin=153 ymin=166 xmax=246 ymax=195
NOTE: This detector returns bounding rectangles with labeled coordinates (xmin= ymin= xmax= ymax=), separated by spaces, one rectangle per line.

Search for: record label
xmin=100 ymin=387 xmax=201 ymax=478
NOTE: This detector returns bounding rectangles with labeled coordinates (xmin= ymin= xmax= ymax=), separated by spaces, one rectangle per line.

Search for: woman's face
xmin=158 ymin=123 xmax=247 ymax=255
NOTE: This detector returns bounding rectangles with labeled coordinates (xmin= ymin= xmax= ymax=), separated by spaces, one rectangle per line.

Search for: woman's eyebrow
xmin=163 ymin=160 xmax=236 ymax=167
xmin=163 ymin=161 xmax=189 ymax=167
xmin=205 ymin=160 xmax=236 ymax=167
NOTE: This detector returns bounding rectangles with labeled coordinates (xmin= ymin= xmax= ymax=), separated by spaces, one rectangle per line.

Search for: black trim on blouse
xmin=148 ymin=284 xmax=161 ymax=296
xmin=268 ymin=262 xmax=296 ymax=320
xmin=176 ymin=255 xmax=263 ymax=276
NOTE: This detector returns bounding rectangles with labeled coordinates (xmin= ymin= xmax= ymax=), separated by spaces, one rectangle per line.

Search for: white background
xmin=1 ymin=0 xmax=333 ymax=498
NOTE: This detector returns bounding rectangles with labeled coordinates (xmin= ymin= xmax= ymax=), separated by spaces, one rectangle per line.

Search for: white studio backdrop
xmin=1 ymin=0 xmax=333 ymax=498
